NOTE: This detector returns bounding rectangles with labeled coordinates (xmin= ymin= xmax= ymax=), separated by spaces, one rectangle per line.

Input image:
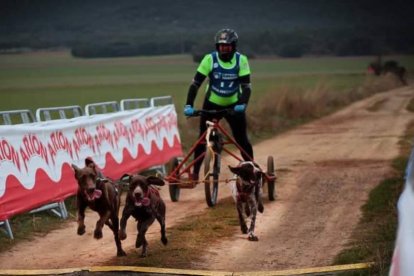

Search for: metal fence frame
xmin=150 ymin=96 xmax=173 ymax=107
xmin=0 ymin=109 xmax=36 ymax=125
xmin=85 ymin=101 xmax=120 ymax=116
xmin=120 ymin=98 xmax=150 ymax=111
xmin=36 ymin=105 xmax=83 ymax=121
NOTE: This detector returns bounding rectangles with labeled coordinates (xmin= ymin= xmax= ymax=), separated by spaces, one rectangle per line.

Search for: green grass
xmin=4 ymin=50 xmax=408 ymax=149
xmin=252 ymin=55 xmax=414 ymax=75
xmin=1 ymin=51 xmax=413 ymax=112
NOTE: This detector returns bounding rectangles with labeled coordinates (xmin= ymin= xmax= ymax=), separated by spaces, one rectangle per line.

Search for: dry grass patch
xmin=106 ymin=197 xmax=239 ymax=268
xmin=248 ymin=74 xmax=405 ymax=140
xmin=176 ymin=74 xmax=404 ymax=150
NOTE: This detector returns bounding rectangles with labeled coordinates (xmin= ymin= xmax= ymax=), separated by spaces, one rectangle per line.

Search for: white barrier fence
xmin=390 ymin=144 xmax=414 ymax=276
xmin=0 ymin=109 xmax=36 ymax=125
xmin=0 ymin=96 xmax=179 ymax=240
xmin=36 ymin=105 xmax=84 ymax=122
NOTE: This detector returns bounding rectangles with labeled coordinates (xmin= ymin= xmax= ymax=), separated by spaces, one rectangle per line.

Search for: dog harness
xmin=236 ymin=179 xmax=255 ymax=202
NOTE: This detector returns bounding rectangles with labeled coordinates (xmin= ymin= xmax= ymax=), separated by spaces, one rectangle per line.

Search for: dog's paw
xmin=77 ymin=226 xmax=86 ymax=236
xmin=248 ymin=233 xmax=259 ymax=241
xmin=135 ymin=239 xmax=142 ymax=248
xmin=241 ymin=224 xmax=248 ymax=234
xmin=161 ymin=236 xmax=168 ymax=245
xmin=258 ymin=203 xmax=264 ymax=213
xmin=117 ymin=249 xmax=127 ymax=257
xmin=94 ymin=229 xmax=103 ymax=239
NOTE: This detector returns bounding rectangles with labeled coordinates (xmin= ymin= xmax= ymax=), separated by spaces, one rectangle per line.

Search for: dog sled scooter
xmin=164 ymin=109 xmax=276 ymax=207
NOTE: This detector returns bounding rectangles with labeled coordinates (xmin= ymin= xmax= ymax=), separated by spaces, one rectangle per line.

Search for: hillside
xmin=1 ymin=0 xmax=413 ymax=57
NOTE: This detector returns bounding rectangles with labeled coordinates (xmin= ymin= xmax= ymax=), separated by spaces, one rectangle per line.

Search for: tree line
xmin=1 ymin=0 xmax=413 ymax=60
xmin=69 ymin=27 xmax=414 ymax=60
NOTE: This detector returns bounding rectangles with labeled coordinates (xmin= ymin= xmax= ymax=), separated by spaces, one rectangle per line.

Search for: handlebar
xmin=189 ymin=109 xmax=236 ymax=117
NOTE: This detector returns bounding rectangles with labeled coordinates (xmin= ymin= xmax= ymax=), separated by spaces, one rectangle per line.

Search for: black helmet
xmin=215 ymin=28 xmax=238 ymax=46
xmin=215 ymin=28 xmax=238 ymax=61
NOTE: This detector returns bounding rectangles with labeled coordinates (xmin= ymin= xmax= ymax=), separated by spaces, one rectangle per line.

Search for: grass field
xmin=1 ymin=50 xmax=413 ymax=113
xmin=1 ymin=50 xmax=412 ymax=147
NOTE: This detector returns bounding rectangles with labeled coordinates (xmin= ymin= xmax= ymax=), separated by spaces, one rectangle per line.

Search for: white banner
xmin=0 ymin=105 xmax=182 ymax=220
xmin=390 ymin=149 xmax=414 ymax=276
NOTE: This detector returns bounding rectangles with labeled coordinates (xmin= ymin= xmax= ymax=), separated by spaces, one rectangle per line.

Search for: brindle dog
xmin=72 ymin=159 xmax=126 ymax=256
xmin=119 ymin=174 xmax=167 ymax=257
xmin=229 ymin=161 xmax=264 ymax=241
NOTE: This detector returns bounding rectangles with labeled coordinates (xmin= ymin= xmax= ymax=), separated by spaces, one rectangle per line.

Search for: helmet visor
xmin=218 ymin=44 xmax=234 ymax=54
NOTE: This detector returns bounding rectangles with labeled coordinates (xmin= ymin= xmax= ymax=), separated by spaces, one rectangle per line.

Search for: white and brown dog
xmin=229 ymin=161 xmax=264 ymax=241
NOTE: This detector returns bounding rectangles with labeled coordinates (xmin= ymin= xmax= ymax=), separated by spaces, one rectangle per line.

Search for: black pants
xmin=192 ymin=100 xmax=254 ymax=178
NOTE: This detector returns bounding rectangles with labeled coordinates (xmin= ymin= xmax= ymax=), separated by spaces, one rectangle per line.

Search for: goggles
xmin=218 ymin=44 xmax=234 ymax=53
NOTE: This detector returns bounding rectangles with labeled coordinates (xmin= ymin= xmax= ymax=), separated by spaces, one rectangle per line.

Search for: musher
xmin=184 ymin=28 xmax=254 ymax=182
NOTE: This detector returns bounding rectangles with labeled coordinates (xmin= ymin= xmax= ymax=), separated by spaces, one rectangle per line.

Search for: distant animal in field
xmin=368 ymin=58 xmax=407 ymax=85
xmin=229 ymin=161 xmax=264 ymax=241
xmin=118 ymin=174 xmax=167 ymax=257
xmin=72 ymin=159 xmax=126 ymax=257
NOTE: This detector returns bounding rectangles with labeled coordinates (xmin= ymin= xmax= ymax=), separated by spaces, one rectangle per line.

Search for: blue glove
xmin=184 ymin=105 xmax=195 ymax=116
xmin=234 ymin=104 xmax=246 ymax=113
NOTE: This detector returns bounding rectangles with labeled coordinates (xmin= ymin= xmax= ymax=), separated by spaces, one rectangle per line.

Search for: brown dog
xmin=229 ymin=161 xmax=264 ymax=241
xmin=119 ymin=174 xmax=167 ymax=257
xmin=72 ymin=159 xmax=126 ymax=256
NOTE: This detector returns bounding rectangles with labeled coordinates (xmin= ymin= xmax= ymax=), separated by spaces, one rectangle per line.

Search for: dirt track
xmin=0 ymin=86 xmax=413 ymax=271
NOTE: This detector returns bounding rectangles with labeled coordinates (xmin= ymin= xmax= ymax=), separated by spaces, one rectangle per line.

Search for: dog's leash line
xmin=166 ymin=178 xmax=236 ymax=187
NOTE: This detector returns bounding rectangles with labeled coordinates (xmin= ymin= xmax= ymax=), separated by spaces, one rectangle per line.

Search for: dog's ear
xmin=146 ymin=175 xmax=165 ymax=186
xmin=85 ymin=158 xmax=100 ymax=175
xmin=72 ymin=164 xmax=81 ymax=180
xmin=85 ymin=157 xmax=94 ymax=167
xmin=228 ymin=165 xmax=241 ymax=175
xmin=120 ymin=173 xmax=132 ymax=183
